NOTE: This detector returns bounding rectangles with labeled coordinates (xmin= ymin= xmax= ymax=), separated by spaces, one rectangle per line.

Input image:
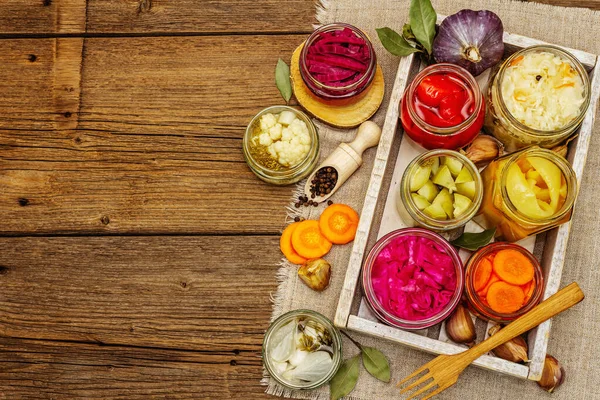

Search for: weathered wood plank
xmin=0 ymin=0 xmax=316 ymax=35
xmin=0 ymin=236 xmax=279 ymax=351
xmin=0 ymin=337 xmax=269 ymax=399
xmin=0 ymin=36 xmax=306 ymax=234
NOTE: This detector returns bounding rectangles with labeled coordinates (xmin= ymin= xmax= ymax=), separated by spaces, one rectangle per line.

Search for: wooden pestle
xmin=304 ymin=121 xmax=382 ymax=203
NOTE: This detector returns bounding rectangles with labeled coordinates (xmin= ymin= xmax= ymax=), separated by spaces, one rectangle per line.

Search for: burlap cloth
xmin=263 ymin=0 xmax=600 ymax=398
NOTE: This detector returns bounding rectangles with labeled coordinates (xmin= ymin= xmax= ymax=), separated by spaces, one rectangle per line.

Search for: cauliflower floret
xmin=258 ymin=132 xmax=272 ymax=146
xmin=281 ymin=127 xmax=292 ymax=142
xmin=259 ymin=113 xmax=277 ymax=131
xmin=299 ymin=133 xmax=311 ymax=145
xmin=269 ymin=123 xmax=283 ymax=140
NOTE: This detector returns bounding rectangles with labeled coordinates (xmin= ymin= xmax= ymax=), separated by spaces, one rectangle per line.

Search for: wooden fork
xmin=398 ymin=282 xmax=585 ymax=399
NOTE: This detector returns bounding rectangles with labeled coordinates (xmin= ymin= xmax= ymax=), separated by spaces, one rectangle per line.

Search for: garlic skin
xmin=550 ymin=135 xmax=577 ymax=158
xmin=445 ymin=304 xmax=476 ymax=345
xmin=298 ymin=259 xmax=331 ymax=291
xmin=487 ymin=324 xmax=529 ymax=363
xmin=537 ymin=354 xmax=565 ymax=393
xmin=464 ymin=135 xmax=503 ymax=166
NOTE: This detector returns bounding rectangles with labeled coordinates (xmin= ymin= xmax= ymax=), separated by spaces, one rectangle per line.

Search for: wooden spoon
xmin=304 ymin=121 xmax=381 ymax=203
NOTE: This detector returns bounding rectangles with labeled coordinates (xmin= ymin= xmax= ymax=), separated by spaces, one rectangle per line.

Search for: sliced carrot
xmin=492 ymin=249 xmax=535 ymax=286
xmin=487 ymin=281 xmax=525 ymax=314
xmin=522 ymin=280 xmax=536 ymax=305
xmin=280 ymin=222 xmax=308 ymax=265
xmin=318 ymin=204 xmax=359 ymax=245
xmin=291 ymin=220 xmax=332 ymax=259
xmin=477 ymin=272 xmax=501 ymax=298
xmin=509 ymin=55 xmax=524 ymax=67
xmin=473 ymin=258 xmax=493 ymax=292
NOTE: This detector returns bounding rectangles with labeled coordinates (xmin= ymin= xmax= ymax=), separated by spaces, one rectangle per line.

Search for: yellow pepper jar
xmin=475 ymin=147 xmax=578 ymax=242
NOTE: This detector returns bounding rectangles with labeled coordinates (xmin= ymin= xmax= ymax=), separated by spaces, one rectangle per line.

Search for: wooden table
xmin=0 ymin=0 xmax=597 ymax=398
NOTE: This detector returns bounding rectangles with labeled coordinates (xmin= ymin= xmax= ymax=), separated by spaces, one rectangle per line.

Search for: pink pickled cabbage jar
xmin=361 ymin=228 xmax=464 ymax=330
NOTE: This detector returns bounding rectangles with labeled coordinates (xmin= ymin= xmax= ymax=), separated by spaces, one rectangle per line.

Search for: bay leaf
xmin=402 ymin=23 xmax=416 ymax=42
xmin=275 ymin=58 xmax=292 ymax=103
xmin=450 ymin=228 xmax=496 ymax=251
xmin=361 ymin=346 xmax=390 ymax=383
xmin=376 ymin=27 xmax=420 ymax=57
xmin=409 ymin=0 xmax=437 ymax=54
xmin=329 ymin=355 xmax=360 ymax=400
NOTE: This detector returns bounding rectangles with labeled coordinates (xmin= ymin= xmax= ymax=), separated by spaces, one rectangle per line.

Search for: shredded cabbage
xmin=371 ymin=235 xmax=457 ymax=321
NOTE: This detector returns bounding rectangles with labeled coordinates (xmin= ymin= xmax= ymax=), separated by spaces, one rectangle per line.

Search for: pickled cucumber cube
xmin=411 ymin=193 xmax=431 ymax=210
xmin=410 ymin=163 xmax=432 ymax=191
xmin=443 ymin=156 xmax=464 ymax=177
xmin=453 ymin=193 xmax=472 ymax=217
xmin=454 ymin=167 xmax=474 ymax=184
xmin=417 ymin=180 xmax=439 ymax=202
xmin=431 ymin=157 xmax=440 ymax=175
xmin=456 ymin=181 xmax=476 ymax=200
xmin=423 ymin=202 xmax=447 ymax=220
xmin=432 ymin=188 xmax=454 ymax=219
xmin=432 ymin=165 xmax=457 ymax=192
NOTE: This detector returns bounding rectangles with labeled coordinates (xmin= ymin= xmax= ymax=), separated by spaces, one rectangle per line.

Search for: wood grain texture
xmin=0 ymin=0 xmax=315 ymax=35
xmin=0 ymin=236 xmax=278 ymax=350
xmin=0 ymin=35 xmax=308 ymax=234
xmin=0 ymin=337 xmax=267 ymax=399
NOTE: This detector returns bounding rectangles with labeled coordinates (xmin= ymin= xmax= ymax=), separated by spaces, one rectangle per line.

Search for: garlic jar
xmin=484 ymin=45 xmax=590 ymax=151
xmin=475 ymin=147 xmax=578 ymax=242
xmin=262 ymin=310 xmax=342 ymax=390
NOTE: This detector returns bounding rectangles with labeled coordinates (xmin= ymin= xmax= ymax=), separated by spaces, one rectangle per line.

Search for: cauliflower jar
xmin=244 ymin=106 xmax=319 ymax=185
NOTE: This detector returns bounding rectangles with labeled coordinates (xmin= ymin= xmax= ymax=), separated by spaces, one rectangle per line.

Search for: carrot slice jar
xmin=319 ymin=204 xmax=359 ymax=244
xmin=280 ymin=222 xmax=308 ymax=265
xmin=291 ymin=220 xmax=333 ymax=259
xmin=464 ymin=242 xmax=543 ymax=322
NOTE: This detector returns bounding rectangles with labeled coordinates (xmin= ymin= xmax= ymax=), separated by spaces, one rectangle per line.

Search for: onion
xmin=433 ymin=9 xmax=504 ymax=76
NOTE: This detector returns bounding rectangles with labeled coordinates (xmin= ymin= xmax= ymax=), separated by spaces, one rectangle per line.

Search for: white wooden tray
xmin=334 ymin=15 xmax=600 ymax=381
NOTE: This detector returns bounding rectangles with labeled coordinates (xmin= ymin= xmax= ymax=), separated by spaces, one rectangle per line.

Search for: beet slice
xmin=306 ymin=54 xmax=367 ymax=72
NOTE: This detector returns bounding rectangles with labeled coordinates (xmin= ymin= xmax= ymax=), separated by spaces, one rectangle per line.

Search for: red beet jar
xmin=400 ymin=63 xmax=484 ymax=150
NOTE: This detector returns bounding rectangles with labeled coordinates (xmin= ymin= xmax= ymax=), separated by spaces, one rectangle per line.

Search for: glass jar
xmin=475 ymin=147 xmax=578 ymax=242
xmin=243 ymin=105 xmax=320 ymax=185
xmin=464 ymin=242 xmax=543 ymax=323
xmin=262 ymin=309 xmax=342 ymax=390
xmin=361 ymin=228 xmax=464 ymax=330
xmin=299 ymin=23 xmax=377 ymax=100
xmin=484 ymin=45 xmax=591 ymax=151
xmin=397 ymin=150 xmax=483 ymax=231
xmin=400 ymin=63 xmax=485 ymax=150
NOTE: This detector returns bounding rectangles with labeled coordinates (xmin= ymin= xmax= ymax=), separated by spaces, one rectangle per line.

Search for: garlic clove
xmin=464 ymin=134 xmax=503 ymax=166
xmin=445 ymin=304 xmax=477 ymax=345
xmin=537 ymin=354 xmax=565 ymax=393
xmin=298 ymin=258 xmax=331 ymax=291
xmin=487 ymin=324 xmax=529 ymax=363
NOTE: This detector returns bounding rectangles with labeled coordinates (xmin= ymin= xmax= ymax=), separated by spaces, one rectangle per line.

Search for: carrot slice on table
xmin=291 ymin=220 xmax=333 ymax=259
xmin=487 ymin=281 xmax=525 ymax=314
xmin=318 ymin=204 xmax=359 ymax=245
xmin=522 ymin=280 xmax=536 ymax=304
xmin=280 ymin=222 xmax=308 ymax=265
xmin=473 ymin=258 xmax=493 ymax=292
xmin=492 ymin=249 xmax=535 ymax=286
xmin=477 ymin=272 xmax=501 ymax=298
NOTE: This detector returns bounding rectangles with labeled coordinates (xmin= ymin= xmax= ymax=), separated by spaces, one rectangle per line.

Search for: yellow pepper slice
xmin=528 ymin=157 xmax=562 ymax=212
xmin=506 ymin=163 xmax=553 ymax=219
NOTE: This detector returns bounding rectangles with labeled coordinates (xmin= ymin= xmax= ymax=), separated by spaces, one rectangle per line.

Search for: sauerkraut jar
xmin=475 ymin=147 xmax=578 ymax=242
xmin=484 ymin=45 xmax=590 ymax=151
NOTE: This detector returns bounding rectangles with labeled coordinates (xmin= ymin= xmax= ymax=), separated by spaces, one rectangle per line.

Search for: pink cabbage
xmin=370 ymin=235 xmax=457 ymax=321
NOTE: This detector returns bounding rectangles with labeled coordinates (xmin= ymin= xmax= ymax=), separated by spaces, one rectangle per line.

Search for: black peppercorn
xmin=536 ymin=75 xmax=542 ymax=81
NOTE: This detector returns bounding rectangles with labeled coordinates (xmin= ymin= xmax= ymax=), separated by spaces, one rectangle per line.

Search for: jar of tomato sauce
xmin=400 ymin=64 xmax=484 ymax=150
xmin=474 ymin=147 xmax=578 ymax=242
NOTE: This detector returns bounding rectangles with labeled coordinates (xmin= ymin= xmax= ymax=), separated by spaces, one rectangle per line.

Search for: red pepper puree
xmin=414 ymin=73 xmax=475 ymax=128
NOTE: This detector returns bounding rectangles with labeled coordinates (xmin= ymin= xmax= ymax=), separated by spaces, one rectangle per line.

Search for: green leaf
xmin=275 ymin=58 xmax=292 ymax=103
xmin=409 ymin=0 xmax=437 ymax=54
xmin=361 ymin=347 xmax=390 ymax=383
xmin=330 ymin=355 xmax=360 ymax=400
xmin=376 ymin=27 xmax=420 ymax=57
xmin=450 ymin=228 xmax=497 ymax=251
xmin=402 ymin=23 xmax=416 ymax=42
